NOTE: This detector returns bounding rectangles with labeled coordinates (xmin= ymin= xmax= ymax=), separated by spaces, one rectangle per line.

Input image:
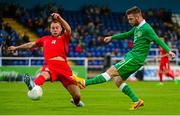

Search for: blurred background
xmin=0 ymin=0 xmax=180 ymax=81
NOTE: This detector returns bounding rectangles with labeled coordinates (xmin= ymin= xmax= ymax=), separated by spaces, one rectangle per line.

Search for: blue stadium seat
xmin=13 ymin=61 xmax=18 ymax=65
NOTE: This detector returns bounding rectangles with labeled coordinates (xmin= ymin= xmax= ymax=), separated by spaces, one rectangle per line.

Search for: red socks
xmin=34 ymin=75 xmax=46 ymax=86
xmin=158 ymin=73 xmax=163 ymax=82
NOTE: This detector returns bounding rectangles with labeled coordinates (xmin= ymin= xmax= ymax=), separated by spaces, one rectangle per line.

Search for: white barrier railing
xmin=1 ymin=56 xmax=179 ymax=67
xmin=0 ymin=48 xmax=179 ymax=68
xmin=0 ymin=57 xmax=88 ymax=66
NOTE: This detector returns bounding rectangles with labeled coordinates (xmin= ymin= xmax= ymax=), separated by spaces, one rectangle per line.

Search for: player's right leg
xmin=24 ymin=70 xmax=50 ymax=90
xmin=34 ymin=71 xmax=50 ymax=85
xmin=24 ymin=74 xmax=35 ymax=90
xmin=73 ymin=74 xmax=86 ymax=89
xmin=73 ymin=67 xmax=113 ymax=89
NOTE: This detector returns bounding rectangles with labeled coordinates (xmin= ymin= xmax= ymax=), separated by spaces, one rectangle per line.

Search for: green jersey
xmin=112 ymin=20 xmax=170 ymax=65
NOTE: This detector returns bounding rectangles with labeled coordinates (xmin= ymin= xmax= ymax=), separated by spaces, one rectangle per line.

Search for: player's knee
xmin=106 ymin=66 xmax=119 ymax=77
xmin=112 ymin=76 xmax=123 ymax=87
xmin=41 ymin=71 xmax=50 ymax=80
xmin=117 ymin=77 xmax=123 ymax=84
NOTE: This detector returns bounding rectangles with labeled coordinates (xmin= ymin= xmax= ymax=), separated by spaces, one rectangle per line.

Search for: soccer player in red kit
xmin=8 ymin=13 xmax=84 ymax=107
xmin=157 ymin=38 xmax=178 ymax=85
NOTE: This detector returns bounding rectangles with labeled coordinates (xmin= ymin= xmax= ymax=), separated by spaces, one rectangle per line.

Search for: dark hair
xmin=126 ymin=6 xmax=141 ymax=15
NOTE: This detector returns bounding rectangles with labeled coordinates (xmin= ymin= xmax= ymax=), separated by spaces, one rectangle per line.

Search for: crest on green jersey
xmin=137 ymin=31 xmax=142 ymax=37
xmin=134 ymin=31 xmax=142 ymax=43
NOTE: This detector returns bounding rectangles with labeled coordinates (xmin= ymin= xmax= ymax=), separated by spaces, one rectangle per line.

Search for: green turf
xmin=0 ymin=81 xmax=180 ymax=115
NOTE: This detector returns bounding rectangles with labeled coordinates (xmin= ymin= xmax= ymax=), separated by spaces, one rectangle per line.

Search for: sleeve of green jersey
xmin=148 ymin=29 xmax=170 ymax=52
xmin=111 ymin=27 xmax=135 ymax=40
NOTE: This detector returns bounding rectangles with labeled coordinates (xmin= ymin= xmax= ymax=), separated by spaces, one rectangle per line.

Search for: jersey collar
xmin=137 ymin=20 xmax=146 ymax=29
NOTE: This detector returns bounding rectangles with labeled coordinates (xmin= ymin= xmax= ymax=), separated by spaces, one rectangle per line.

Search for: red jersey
xmin=35 ymin=33 xmax=70 ymax=62
xmin=159 ymin=47 xmax=169 ymax=63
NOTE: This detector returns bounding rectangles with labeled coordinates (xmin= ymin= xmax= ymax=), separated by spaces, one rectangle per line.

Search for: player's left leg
xmin=110 ymin=75 xmax=144 ymax=110
xmin=113 ymin=58 xmax=144 ymax=110
xmin=166 ymin=71 xmax=178 ymax=84
xmin=66 ymin=84 xmax=85 ymax=107
xmin=164 ymin=62 xmax=174 ymax=79
xmin=166 ymin=71 xmax=175 ymax=79
xmin=59 ymin=70 xmax=85 ymax=107
xmin=164 ymin=63 xmax=178 ymax=84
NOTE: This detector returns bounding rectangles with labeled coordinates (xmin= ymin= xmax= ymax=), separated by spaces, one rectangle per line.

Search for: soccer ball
xmin=28 ymin=85 xmax=43 ymax=100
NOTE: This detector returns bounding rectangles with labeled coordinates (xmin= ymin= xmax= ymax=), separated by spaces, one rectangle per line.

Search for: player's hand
xmin=104 ymin=36 xmax=112 ymax=43
xmin=168 ymin=51 xmax=176 ymax=59
xmin=51 ymin=13 xmax=61 ymax=20
xmin=8 ymin=46 xmax=17 ymax=51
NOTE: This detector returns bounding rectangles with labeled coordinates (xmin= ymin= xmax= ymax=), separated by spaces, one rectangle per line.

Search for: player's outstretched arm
xmin=104 ymin=28 xmax=135 ymax=43
xmin=104 ymin=36 xmax=112 ymax=43
xmin=111 ymin=27 xmax=135 ymax=40
xmin=51 ymin=13 xmax=71 ymax=35
xmin=104 ymin=27 xmax=135 ymax=43
xmin=8 ymin=42 xmax=36 ymax=51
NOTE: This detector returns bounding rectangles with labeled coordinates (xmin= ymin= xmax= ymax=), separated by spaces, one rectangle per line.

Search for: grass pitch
xmin=0 ymin=81 xmax=180 ymax=115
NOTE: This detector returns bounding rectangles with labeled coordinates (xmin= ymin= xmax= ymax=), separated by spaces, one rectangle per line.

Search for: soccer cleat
xmin=129 ymin=99 xmax=144 ymax=110
xmin=70 ymin=98 xmax=85 ymax=107
xmin=72 ymin=74 xmax=86 ymax=89
xmin=156 ymin=82 xmax=164 ymax=86
xmin=24 ymin=74 xmax=35 ymax=90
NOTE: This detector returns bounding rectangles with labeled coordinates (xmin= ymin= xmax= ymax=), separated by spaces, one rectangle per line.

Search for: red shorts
xmin=40 ymin=60 xmax=77 ymax=88
xmin=159 ymin=61 xmax=170 ymax=71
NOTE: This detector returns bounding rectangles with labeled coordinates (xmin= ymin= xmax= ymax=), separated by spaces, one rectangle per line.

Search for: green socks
xmin=84 ymin=73 xmax=139 ymax=103
xmin=85 ymin=72 xmax=111 ymax=86
xmin=119 ymin=83 xmax=139 ymax=102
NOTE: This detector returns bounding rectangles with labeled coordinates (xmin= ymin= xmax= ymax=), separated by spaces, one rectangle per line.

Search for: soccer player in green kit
xmin=73 ymin=6 xmax=176 ymax=110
